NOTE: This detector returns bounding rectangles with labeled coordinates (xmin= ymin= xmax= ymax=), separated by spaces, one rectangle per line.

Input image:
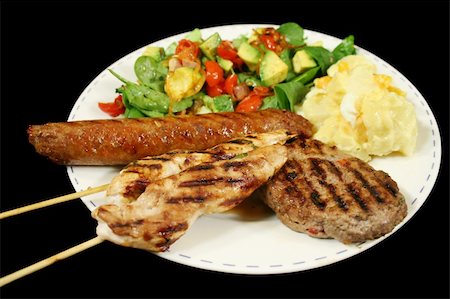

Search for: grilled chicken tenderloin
xmin=93 ymin=144 xmax=288 ymax=252
xmin=107 ymin=130 xmax=294 ymax=203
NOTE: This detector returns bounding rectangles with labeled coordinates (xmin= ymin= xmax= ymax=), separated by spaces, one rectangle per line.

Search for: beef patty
xmin=261 ymin=136 xmax=407 ymax=244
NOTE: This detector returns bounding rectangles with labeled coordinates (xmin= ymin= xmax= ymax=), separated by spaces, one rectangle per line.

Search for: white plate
xmin=66 ymin=24 xmax=442 ymax=275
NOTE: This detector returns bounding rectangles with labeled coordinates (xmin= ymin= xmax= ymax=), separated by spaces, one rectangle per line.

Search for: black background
xmin=1 ymin=1 xmax=449 ymax=298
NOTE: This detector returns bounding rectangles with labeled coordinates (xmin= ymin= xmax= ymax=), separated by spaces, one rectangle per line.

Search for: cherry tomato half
xmin=223 ymin=73 xmax=238 ymax=96
xmin=205 ymin=60 xmax=224 ymax=87
xmin=235 ymin=94 xmax=263 ymax=112
xmin=98 ymin=95 xmax=125 ymax=117
xmin=206 ymin=84 xmax=224 ymax=97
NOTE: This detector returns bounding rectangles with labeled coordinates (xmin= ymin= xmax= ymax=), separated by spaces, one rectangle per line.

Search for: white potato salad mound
xmin=298 ymin=55 xmax=417 ymax=161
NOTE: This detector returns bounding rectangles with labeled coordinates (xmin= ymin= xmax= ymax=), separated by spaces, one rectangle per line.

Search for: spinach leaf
xmin=203 ymin=95 xmax=234 ymax=112
xmin=290 ymin=66 xmax=320 ymax=84
xmin=279 ymin=49 xmax=296 ymax=81
xmin=125 ymin=107 xmax=145 ymax=118
xmin=277 ymin=22 xmax=305 ymax=46
xmin=304 ymin=46 xmax=335 ymax=75
xmin=274 ymin=81 xmax=309 ymax=111
xmin=237 ymin=73 xmax=262 ymax=87
xmin=260 ymin=95 xmax=279 ymax=110
xmin=332 ymin=35 xmax=356 ymax=61
xmin=134 ymin=56 xmax=167 ymax=92
xmin=172 ymin=98 xmax=194 ymax=113
xmin=140 ymin=110 xmax=166 ymax=118
xmin=110 ymin=69 xmax=169 ymax=114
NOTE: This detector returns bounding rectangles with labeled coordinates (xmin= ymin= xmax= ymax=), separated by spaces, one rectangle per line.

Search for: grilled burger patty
xmin=261 ymin=136 xmax=407 ymax=244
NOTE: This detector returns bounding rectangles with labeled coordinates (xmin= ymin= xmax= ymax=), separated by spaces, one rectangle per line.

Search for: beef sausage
xmin=28 ymin=109 xmax=312 ymax=165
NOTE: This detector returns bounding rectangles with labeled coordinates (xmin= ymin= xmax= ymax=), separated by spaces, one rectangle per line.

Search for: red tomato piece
xmin=217 ymin=41 xmax=238 ymax=60
xmin=206 ymin=84 xmax=224 ymax=97
xmin=223 ymin=73 xmax=238 ymax=95
xmin=253 ymin=86 xmax=272 ymax=96
xmin=175 ymin=39 xmax=200 ymax=57
xmin=235 ymin=94 xmax=263 ymax=112
xmin=205 ymin=60 xmax=224 ymax=87
xmin=98 ymin=95 xmax=125 ymax=117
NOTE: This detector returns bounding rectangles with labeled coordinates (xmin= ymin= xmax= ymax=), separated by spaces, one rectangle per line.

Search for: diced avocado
xmin=143 ymin=46 xmax=164 ymax=61
xmin=185 ymin=28 xmax=202 ymax=42
xmin=292 ymin=50 xmax=317 ymax=73
xmin=216 ymin=56 xmax=233 ymax=72
xmin=200 ymin=33 xmax=221 ymax=60
xmin=237 ymin=42 xmax=261 ymax=68
xmin=260 ymin=50 xmax=288 ymax=86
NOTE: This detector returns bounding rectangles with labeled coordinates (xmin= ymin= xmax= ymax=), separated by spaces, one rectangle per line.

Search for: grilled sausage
xmin=28 ymin=109 xmax=312 ymax=165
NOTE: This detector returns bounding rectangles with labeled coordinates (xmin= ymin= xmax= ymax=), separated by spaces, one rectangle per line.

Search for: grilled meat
xmin=107 ymin=130 xmax=293 ymax=203
xmin=261 ymin=136 xmax=407 ymax=244
xmin=93 ymin=144 xmax=288 ymax=252
xmin=28 ymin=109 xmax=312 ymax=165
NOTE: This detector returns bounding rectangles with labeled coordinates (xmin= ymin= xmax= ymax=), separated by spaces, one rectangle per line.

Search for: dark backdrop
xmin=1 ymin=1 xmax=449 ymax=298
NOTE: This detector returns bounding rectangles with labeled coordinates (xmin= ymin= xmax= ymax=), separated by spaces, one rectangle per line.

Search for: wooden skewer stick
xmin=0 ymin=184 xmax=109 ymax=220
xmin=0 ymin=236 xmax=104 ymax=287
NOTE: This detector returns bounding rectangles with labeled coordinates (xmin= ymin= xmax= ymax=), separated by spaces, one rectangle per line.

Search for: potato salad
xmin=298 ymin=55 xmax=417 ymax=161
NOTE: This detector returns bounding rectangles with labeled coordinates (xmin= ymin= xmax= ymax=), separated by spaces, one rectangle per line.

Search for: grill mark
xmin=324 ymin=160 xmax=343 ymax=179
xmin=146 ymin=157 xmax=171 ymax=161
xmin=355 ymin=160 xmax=398 ymax=197
xmin=309 ymin=158 xmax=325 ymax=179
xmin=188 ymin=164 xmax=215 ymax=171
xmin=295 ymin=160 xmax=326 ymax=210
xmin=166 ymin=196 xmax=206 ymax=204
xmin=311 ymin=159 xmax=349 ymax=211
xmin=346 ymin=184 xmax=369 ymax=211
xmin=179 ymin=177 xmax=224 ymax=187
xmin=349 ymin=167 xmax=385 ymax=203
xmin=124 ymin=163 xmax=163 ymax=172
xmin=223 ymin=161 xmax=248 ymax=170
xmin=327 ymin=184 xmax=348 ymax=211
xmin=124 ymin=178 xmax=149 ymax=199
xmin=285 ymin=136 xmax=299 ymax=144
xmin=110 ymin=219 xmax=144 ymax=229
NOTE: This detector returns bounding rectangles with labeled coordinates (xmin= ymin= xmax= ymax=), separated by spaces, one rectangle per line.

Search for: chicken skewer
xmin=0 ymin=130 xmax=293 ymax=219
xmin=1 ymin=134 xmax=290 ymax=285
xmin=93 ymin=143 xmax=288 ymax=252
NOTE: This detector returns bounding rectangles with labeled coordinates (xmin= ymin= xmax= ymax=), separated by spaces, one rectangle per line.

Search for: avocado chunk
xmin=292 ymin=50 xmax=317 ymax=73
xmin=216 ymin=56 xmax=233 ymax=72
xmin=200 ymin=33 xmax=221 ymax=60
xmin=237 ymin=42 xmax=261 ymax=69
xmin=143 ymin=46 xmax=164 ymax=61
xmin=185 ymin=28 xmax=202 ymax=42
xmin=260 ymin=50 xmax=288 ymax=86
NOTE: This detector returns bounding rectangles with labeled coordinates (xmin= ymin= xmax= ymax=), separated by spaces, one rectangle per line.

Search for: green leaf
xmin=279 ymin=48 xmax=296 ymax=81
xmin=274 ymin=81 xmax=309 ymax=111
xmin=237 ymin=73 xmax=262 ymax=87
xmin=290 ymin=66 xmax=320 ymax=84
xmin=303 ymin=46 xmax=335 ymax=75
xmin=277 ymin=22 xmax=305 ymax=46
xmin=122 ymin=84 xmax=169 ymax=113
xmin=140 ymin=110 xmax=166 ymax=118
xmin=125 ymin=107 xmax=145 ymax=118
xmin=332 ymin=35 xmax=356 ymax=61
xmin=172 ymin=98 xmax=194 ymax=113
xmin=260 ymin=95 xmax=279 ymax=110
xmin=134 ymin=56 xmax=167 ymax=92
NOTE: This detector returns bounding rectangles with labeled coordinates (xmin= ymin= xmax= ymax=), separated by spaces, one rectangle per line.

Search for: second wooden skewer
xmin=0 ymin=184 xmax=109 ymax=220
